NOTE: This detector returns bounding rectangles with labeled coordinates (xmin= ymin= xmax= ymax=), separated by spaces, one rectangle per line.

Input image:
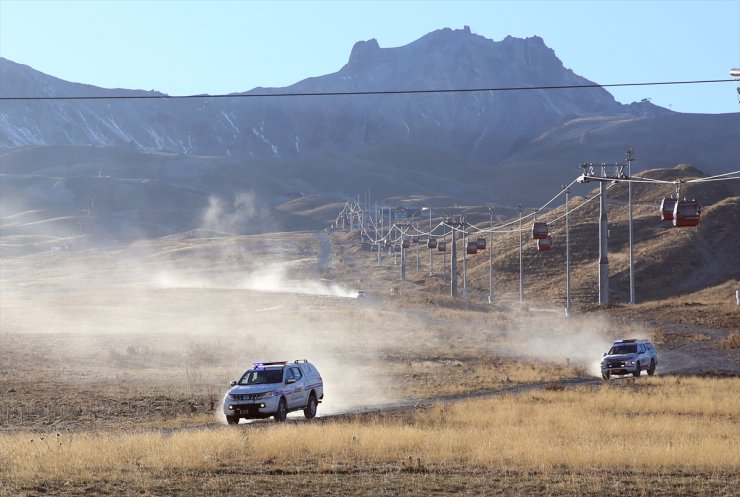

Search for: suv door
xmin=637 ymin=344 xmax=649 ymax=372
xmin=286 ymin=366 xmax=306 ymax=409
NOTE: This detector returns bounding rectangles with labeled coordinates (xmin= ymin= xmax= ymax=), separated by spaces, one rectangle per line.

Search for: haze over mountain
xmin=1 ymin=27 xmax=738 ymax=241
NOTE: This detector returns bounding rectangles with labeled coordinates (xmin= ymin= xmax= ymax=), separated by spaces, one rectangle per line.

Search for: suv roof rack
xmin=293 ymin=359 xmax=308 ymax=363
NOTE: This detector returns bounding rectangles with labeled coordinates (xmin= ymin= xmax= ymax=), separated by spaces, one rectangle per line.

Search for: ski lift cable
xmin=579 ymin=174 xmax=674 ymax=185
xmin=686 ymin=171 xmax=740 ymax=183
xmin=357 ymin=171 xmax=739 ymax=244
xmin=467 ymin=178 xmax=580 ymax=234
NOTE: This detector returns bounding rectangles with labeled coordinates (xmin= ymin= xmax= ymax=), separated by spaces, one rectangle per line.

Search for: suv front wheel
xmin=274 ymin=398 xmax=288 ymax=422
xmin=647 ymin=360 xmax=655 ymax=376
xmin=633 ymin=361 xmax=641 ymax=378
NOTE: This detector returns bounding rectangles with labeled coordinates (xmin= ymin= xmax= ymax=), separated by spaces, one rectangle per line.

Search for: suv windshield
xmin=608 ymin=344 xmax=637 ymax=355
xmin=239 ymin=369 xmax=284 ymax=385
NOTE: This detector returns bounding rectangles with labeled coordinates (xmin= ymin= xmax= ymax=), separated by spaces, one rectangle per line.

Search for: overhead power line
xmin=0 ymin=79 xmax=734 ymax=101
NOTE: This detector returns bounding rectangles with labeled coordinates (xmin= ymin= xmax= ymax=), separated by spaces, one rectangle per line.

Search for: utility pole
xmin=518 ymin=204 xmax=524 ymax=304
xmin=627 ymin=148 xmax=635 ymax=304
xmin=401 ymin=239 xmax=406 ymax=280
xmin=578 ymin=157 xmax=632 ymax=306
xmin=462 ymin=225 xmax=468 ymax=299
xmin=599 ymin=179 xmax=609 ymax=304
xmin=564 ymin=186 xmax=571 ymax=316
xmin=450 ymin=225 xmax=457 ymax=297
xmin=424 ymin=207 xmax=433 ymax=277
xmin=488 ymin=206 xmax=494 ymax=304
xmin=442 ymin=232 xmax=446 ymax=282
xmin=415 ymin=222 xmax=420 ymax=274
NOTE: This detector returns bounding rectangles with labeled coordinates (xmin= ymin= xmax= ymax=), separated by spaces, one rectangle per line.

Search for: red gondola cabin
xmin=427 ymin=237 xmax=437 ymax=249
xmin=660 ymin=197 xmax=677 ymax=221
xmin=437 ymin=241 xmax=447 ymax=252
xmin=537 ymin=236 xmax=552 ymax=252
xmin=466 ymin=241 xmax=478 ymax=255
xmin=532 ymin=221 xmax=549 ymax=240
xmin=673 ymin=199 xmax=700 ymax=227
xmin=476 ymin=237 xmax=487 ymax=250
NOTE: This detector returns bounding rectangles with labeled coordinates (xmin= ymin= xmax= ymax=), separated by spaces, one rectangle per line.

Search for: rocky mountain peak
xmin=346 ymin=38 xmax=382 ymax=69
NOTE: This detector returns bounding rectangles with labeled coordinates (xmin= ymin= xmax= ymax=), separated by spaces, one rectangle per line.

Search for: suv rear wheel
xmin=274 ymin=398 xmax=288 ymax=422
xmin=304 ymin=393 xmax=318 ymax=419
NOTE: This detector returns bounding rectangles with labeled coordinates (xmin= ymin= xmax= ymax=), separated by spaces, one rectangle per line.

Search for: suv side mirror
xmin=603 ymin=353 xmax=606 ymax=356
xmin=229 ymin=380 xmax=237 ymax=387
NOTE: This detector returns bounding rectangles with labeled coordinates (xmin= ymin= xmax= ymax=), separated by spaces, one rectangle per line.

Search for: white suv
xmin=601 ymin=339 xmax=657 ymax=380
xmin=224 ymin=360 xmax=324 ymax=424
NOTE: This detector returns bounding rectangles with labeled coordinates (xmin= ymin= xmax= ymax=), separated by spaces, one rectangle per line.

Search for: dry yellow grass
xmin=387 ymin=357 xmax=583 ymax=398
xmin=1 ymin=376 xmax=736 ymax=488
xmin=720 ymin=332 xmax=740 ymax=349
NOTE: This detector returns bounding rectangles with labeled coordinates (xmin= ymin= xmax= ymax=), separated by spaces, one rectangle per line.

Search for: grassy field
xmin=1 ymin=227 xmax=738 ymax=496
xmin=1 ymin=377 xmax=737 ymax=496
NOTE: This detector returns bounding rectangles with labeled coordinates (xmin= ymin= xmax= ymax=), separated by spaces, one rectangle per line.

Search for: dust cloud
xmin=199 ymin=192 xmax=275 ymax=235
xmin=152 ymin=264 xmax=358 ymax=299
xmin=498 ymin=313 xmax=616 ymax=377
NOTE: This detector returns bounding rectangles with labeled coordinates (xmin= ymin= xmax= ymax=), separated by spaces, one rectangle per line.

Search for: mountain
xmin=1 ymin=27 xmax=738 ymax=243
xmin=0 ymin=28 xmax=676 ymax=159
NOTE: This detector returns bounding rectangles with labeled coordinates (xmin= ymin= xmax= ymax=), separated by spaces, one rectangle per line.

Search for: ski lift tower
xmin=577 ymin=151 xmax=632 ymax=305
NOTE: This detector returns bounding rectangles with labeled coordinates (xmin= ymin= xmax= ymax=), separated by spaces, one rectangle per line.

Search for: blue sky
xmin=1 ymin=0 xmax=738 ymax=114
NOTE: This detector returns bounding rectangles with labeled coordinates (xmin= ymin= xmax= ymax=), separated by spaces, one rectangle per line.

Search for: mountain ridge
xmin=0 ymin=27 xmax=737 ymax=241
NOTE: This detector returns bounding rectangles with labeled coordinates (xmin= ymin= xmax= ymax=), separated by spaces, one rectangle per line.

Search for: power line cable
xmin=1 ymin=79 xmax=734 ymax=101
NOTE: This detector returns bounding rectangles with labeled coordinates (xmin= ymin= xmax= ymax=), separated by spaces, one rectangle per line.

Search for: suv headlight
xmin=226 ymin=394 xmax=237 ymax=401
xmin=628 ymin=360 xmax=635 ymax=365
xmin=253 ymin=391 xmax=275 ymax=400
